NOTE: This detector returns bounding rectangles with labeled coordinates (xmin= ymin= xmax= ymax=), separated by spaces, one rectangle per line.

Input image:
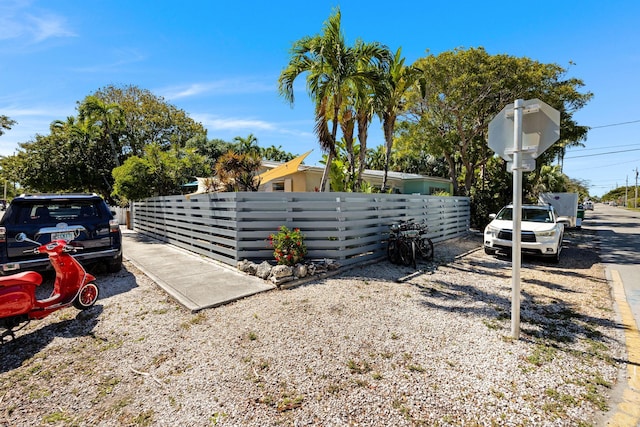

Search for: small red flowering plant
xmin=268 ymin=225 xmax=307 ymax=266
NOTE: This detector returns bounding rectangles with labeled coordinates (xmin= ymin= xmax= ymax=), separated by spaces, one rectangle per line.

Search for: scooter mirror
xmin=15 ymin=232 xmax=27 ymax=242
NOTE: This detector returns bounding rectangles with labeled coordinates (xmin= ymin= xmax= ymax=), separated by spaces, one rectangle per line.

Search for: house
xmin=258 ymin=159 xmax=452 ymax=195
xmin=185 ymin=152 xmax=452 ymax=196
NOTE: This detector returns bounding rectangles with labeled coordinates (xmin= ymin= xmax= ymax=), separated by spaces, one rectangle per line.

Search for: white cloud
xmin=28 ymin=13 xmax=76 ymax=42
xmin=159 ymin=78 xmax=274 ymax=100
xmin=0 ymin=2 xmax=75 ymax=44
xmin=192 ymin=113 xmax=275 ymax=131
xmin=70 ymin=48 xmax=147 ymax=73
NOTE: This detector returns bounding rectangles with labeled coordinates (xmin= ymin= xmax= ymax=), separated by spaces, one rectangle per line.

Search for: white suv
xmin=483 ymin=204 xmax=564 ymax=263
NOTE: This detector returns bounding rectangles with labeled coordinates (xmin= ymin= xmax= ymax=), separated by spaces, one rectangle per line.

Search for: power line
xmin=565 ymin=157 xmax=640 ymax=172
xmin=571 ymin=143 xmax=640 ymax=152
xmin=590 ymin=119 xmax=640 ymax=129
xmin=564 ymin=148 xmax=640 ymax=159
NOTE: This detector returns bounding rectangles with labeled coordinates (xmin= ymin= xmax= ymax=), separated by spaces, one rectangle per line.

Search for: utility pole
xmin=626 ymin=176 xmax=629 ymax=207
xmin=633 ymin=166 xmax=638 ymax=209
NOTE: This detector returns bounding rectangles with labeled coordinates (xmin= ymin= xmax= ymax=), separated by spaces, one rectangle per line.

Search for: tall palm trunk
xmin=355 ymin=114 xmax=369 ymax=191
xmin=381 ymin=113 xmax=395 ymax=192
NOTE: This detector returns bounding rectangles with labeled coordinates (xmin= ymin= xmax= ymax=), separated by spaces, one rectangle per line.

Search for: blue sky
xmin=1 ymin=0 xmax=639 ymax=197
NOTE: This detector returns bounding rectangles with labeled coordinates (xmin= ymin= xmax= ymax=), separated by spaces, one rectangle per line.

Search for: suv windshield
xmin=496 ymin=207 xmax=553 ymax=223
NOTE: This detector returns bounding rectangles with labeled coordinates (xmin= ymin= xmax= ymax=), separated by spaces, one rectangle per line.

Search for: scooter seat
xmin=0 ymin=271 xmax=43 ymax=288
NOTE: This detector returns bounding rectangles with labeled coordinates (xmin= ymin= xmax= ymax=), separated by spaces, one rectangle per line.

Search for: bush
xmin=268 ymin=226 xmax=307 ymax=266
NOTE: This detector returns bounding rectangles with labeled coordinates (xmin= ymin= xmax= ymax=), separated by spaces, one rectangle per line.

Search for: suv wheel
xmin=484 ymin=247 xmax=497 ymax=256
xmin=106 ymin=253 xmax=123 ymax=273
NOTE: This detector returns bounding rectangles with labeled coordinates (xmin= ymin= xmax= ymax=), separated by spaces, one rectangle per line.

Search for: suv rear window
xmin=7 ymin=201 xmax=105 ymax=225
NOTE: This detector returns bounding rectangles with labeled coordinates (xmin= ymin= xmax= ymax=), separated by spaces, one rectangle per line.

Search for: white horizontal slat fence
xmin=132 ymin=192 xmax=470 ymax=266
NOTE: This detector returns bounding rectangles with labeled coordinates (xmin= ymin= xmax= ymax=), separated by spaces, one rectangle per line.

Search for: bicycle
xmin=387 ymin=223 xmax=413 ymax=266
xmin=387 ymin=219 xmax=434 ymax=268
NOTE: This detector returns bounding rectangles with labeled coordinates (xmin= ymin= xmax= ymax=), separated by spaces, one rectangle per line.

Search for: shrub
xmin=269 ymin=226 xmax=307 ymax=266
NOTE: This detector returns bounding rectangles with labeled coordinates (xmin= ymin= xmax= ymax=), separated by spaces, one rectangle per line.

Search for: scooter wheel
xmin=73 ymin=283 xmax=99 ymax=310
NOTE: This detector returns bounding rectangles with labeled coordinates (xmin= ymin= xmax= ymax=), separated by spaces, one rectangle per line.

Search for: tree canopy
xmin=1 ymin=85 xmax=208 ymax=202
xmin=112 ymin=144 xmax=210 ymax=202
xmin=0 ymin=115 xmax=16 ymax=137
xmin=400 ymin=47 xmax=591 ymax=197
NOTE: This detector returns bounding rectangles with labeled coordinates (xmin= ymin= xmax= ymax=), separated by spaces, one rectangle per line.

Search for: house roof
xmin=260 ymin=160 xmax=450 ymax=183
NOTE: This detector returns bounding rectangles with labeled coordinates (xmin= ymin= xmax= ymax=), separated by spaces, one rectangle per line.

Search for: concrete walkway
xmin=122 ymin=230 xmax=275 ymax=312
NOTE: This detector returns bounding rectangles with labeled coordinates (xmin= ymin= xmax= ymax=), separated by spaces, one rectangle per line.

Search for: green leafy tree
xmin=112 ymin=144 xmax=210 ymax=202
xmin=185 ymin=135 xmax=233 ymax=165
xmin=7 ymin=113 xmax=115 ymax=199
xmin=565 ymin=177 xmax=590 ymax=202
xmin=4 ymin=85 xmax=207 ymax=200
xmin=0 ymin=115 xmax=16 ymax=136
xmin=92 ymin=84 xmax=206 ymax=155
xmin=111 ymin=156 xmax=153 ymax=201
xmin=470 ymin=156 xmax=512 ymax=229
xmin=405 ymin=47 xmax=592 ymax=196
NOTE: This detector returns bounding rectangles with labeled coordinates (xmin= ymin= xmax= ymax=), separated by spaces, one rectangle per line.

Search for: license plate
xmin=52 ymin=231 xmax=75 ymax=241
xmin=2 ymin=263 xmax=20 ymax=272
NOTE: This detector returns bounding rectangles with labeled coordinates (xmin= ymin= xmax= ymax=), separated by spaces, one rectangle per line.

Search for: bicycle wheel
xmin=398 ymin=239 xmax=414 ymax=267
xmin=387 ymin=238 xmax=399 ymax=264
xmin=417 ymin=237 xmax=434 ymax=261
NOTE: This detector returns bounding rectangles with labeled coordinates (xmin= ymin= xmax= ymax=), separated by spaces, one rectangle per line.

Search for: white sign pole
xmin=488 ymin=98 xmax=560 ymax=339
xmin=511 ymin=99 xmax=524 ymax=339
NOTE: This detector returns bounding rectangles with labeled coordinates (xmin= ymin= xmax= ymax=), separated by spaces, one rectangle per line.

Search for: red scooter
xmin=0 ymin=232 xmax=99 ymax=343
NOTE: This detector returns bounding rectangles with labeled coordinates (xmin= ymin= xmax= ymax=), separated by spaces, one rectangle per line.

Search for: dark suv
xmin=0 ymin=194 xmax=122 ymax=275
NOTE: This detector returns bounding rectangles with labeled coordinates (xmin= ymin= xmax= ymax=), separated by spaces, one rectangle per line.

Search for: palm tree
xmin=377 ymin=48 xmax=424 ymax=192
xmin=353 ymin=41 xmax=390 ymax=190
xmin=232 ymin=133 xmax=260 ymax=156
xmin=278 ymin=7 xmax=388 ymax=192
xmin=78 ymin=95 xmax=124 ymax=167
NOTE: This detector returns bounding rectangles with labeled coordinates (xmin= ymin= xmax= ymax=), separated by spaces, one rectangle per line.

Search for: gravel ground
xmin=0 ymin=230 xmax=626 ymax=426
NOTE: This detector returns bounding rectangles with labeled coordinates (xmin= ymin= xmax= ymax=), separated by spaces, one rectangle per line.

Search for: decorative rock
xmin=271 ymin=275 xmax=294 ymax=286
xmin=293 ymin=264 xmax=308 ymax=279
xmin=271 ymin=264 xmax=293 ymax=279
xmin=313 ymin=264 xmax=328 ymax=274
xmin=256 ymin=261 xmax=272 ymax=279
xmin=326 ymin=260 xmax=340 ymax=271
xmin=236 ymin=259 xmax=257 ymax=275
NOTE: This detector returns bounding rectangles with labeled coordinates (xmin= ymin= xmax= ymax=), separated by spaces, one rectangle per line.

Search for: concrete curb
xmin=605 ymin=268 xmax=640 ymax=426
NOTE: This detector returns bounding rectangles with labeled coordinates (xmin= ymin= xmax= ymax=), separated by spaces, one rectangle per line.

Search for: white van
xmin=583 ymin=201 xmax=594 ymax=210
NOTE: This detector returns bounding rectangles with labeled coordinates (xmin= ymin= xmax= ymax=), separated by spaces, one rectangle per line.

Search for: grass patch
xmin=407 ymin=364 xmax=426 ymax=373
xmin=277 ymin=395 xmax=304 ymax=412
xmin=526 ymin=343 xmax=557 ymax=366
xmin=180 ymin=312 xmax=207 ymax=329
xmin=42 ymin=411 xmax=73 ymax=424
xmin=132 ymin=409 xmax=155 ymax=426
xmin=347 ymin=359 xmax=372 ymax=374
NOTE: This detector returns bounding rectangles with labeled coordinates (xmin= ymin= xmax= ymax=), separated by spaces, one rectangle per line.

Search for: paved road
xmin=587 ymin=203 xmax=640 ymax=330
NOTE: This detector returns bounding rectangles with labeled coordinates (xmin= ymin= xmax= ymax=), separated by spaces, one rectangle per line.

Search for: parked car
xmin=483 ymin=204 xmax=565 ymax=263
xmin=583 ymin=201 xmax=594 ymax=210
xmin=0 ymin=194 xmax=122 ymax=275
